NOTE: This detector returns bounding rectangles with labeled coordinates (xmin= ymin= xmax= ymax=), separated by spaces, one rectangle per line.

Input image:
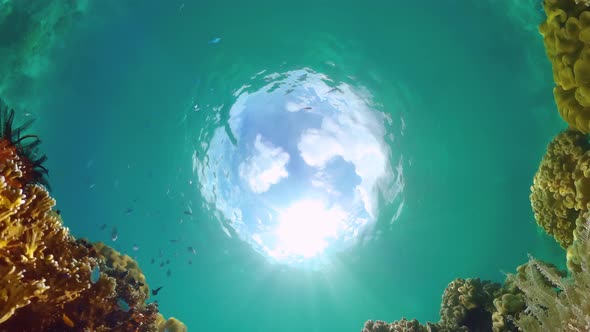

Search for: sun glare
xmin=271 ymin=200 xmax=346 ymax=259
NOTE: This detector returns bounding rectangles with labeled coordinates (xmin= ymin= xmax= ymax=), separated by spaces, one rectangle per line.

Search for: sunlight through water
xmin=195 ymin=68 xmax=405 ymax=269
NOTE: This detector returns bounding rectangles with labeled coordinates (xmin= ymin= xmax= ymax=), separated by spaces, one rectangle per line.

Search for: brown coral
xmin=0 ymin=171 xmax=98 ymax=325
xmin=530 ymin=130 xmax=590 ymax=248
xmin=94 ymin=241 xmax=150 ymax=300
xmin=0 ymin=100 xmax=186 ymax=331
xmin=438 ymin=278 xmax=501 ymax=331
xmin=361 ymin=319 xmax=437 ymax=332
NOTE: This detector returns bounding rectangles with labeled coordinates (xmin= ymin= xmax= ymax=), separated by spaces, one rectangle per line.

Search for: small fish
xmin=124 ymin=207 xmax=133 ymax=215
xmin=183 ymin=210 xmax=193 ymax=216
xmin=90 ymin=265 xmax=100 ymax=284
xmin=62 ymin=313 xmax=75 ymax=327
xmin=132 ymin=244 xmax=139 ymax=251
xmin=159 ymin=249 xmax=164 ymax=257
xmin=152 ymin=286 xmax=163 ymax=296
xmin=111 ymin=227 xmax=118 ymax=242
xmin=208 ymin=37 xmax=221 ymax=44
xmin=169 ymin=239 xmax=180 ymax=244
xmin=117 ymin=298 xmax=130 ymax=312
xmin=159 ymin=262 xmax=164 ymax=268
xmin=284 ymin=88 xmax=294 ymax=95
xmin=302 ymin=107 xmax=312 ymax=110
xmin=188 ymin=259 xmax=192 ymax=265
xmin=100 ymin=223 xmax=107 ymax=230
xmin=89 ymin=183 xmax=96 ymax=189
xmin=56 ymin=209 xmax=61 ymax=215
xmin=326 ymin=87 xmax=342 ymax=94
xmin=166 ymin=269 xmax=171 ymax=277
xmin=166 ymin=259 xmax=170 ymax=265
xmin=120 ymin=270 xmax=129 ymax=278
xmin=187 ymin=246 xmax=197 ymax=255
xmin=150 ymin=257 xmax=155 ymax=264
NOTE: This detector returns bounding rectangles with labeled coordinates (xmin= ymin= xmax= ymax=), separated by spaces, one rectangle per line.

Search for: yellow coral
xmin=155 ymin=315 xmax=188 ymax=332
xmin=530 ymin=130 xmax=590 ymax=247
xmin=94 ymin=242 xmax=150 ymax=299
xmin=541 ymin=0 xmax=590 ymax=132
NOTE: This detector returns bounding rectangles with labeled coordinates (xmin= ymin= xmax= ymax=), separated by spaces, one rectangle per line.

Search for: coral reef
xmin=0 ymin=100 xmax=186 ymax=331
xmin=362 ymin=318 xmax=436 ymax=332
xmin=540 ymin=0 xmax=590 ymax=133
xmin=156 ymin=315 xmax=188 ymax=332
xmin=362 ymin=2 xmax=590 ymax=331
xmin=507 ymin=218 xmax=590 ymax=330
xmin=529 ymin=129 xmax=590 ymax=248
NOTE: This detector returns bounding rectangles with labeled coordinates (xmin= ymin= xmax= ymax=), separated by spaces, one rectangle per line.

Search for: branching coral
xmin=508 ymin=217 xmax=590 ymax=331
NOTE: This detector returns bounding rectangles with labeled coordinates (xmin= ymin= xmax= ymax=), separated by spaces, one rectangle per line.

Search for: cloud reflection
xmin=195 ymin=68 xmax=404 ymax=269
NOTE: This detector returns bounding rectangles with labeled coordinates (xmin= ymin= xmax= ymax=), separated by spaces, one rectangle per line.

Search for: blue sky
xmin=195 ymin=68 xmax=405 ymax=268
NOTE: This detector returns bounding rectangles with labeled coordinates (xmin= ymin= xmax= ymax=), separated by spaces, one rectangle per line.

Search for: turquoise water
xmin=1 ymin=0 xmax=568 ymax=331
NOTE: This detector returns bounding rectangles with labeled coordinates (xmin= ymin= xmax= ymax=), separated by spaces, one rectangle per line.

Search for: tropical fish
xmin=124 ymin=207 xmax=133 ymax=215
xmin=111 ymin=227 xmax=118 ymax=242
xmin=132 ymin=244 xmax=139 ymax=251
xmin=62 ymin=313 xmax=74 ymax=327
xmin=188 ymin=259 xmax=192 ymax=265
xmin=166 ymin=269 xmax=171 ymax=277
xmin=183 ymin=210 xmax=193 ymax=216
xmin=150 ymin=257 xmax=155 ymax=264
xmin=208 ymin=37 xmax=221 ymax=44
xmin=90 ymin=265 xmax=100 ymax=284
xmin=187 ymin=246 xmax=197 ymax=255
xmin=117 ymin=298 xmax=130 ymax=312
xmin=152 ymin=286 xmax=163 ymax=296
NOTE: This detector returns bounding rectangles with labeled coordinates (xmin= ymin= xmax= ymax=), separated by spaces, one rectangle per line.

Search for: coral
xmin=540 ymin=0 xmax=590 ymax=132
xmin=0 ymin=100 xmax=96 ymax=327
xmin=491 ymin=274 xmax=526 ymax=332
xmin=361 ymin=319 xmax=438 ymax=332
xmin=0 ymin=101 xmax=48 ymax=189
xmin=0 ymin=99 xmax=186 ymax=331
xmin=530 ymin=130 xmax=590 ymax=248
xmin=508 ymin=217 xmax=590 ymax=330
xmin=94 ymin=242 xmax=150 ymax=300
xmin=438 ymin=278 xmax=500 ymax=331
xmin=360 ymin=278 xmax=506 ymax=332
xmin=155 ymin=315 xmax=188 ymax=332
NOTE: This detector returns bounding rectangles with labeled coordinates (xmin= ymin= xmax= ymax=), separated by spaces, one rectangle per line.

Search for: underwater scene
xmin=5 ymin=0 xmax=590 ymax=331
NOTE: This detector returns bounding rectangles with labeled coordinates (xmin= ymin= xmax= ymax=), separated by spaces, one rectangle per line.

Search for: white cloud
xmin=239 ymin=134 xmax=290 ymax=193
xmin=297 ymin=83 xmax=390 ymax=218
